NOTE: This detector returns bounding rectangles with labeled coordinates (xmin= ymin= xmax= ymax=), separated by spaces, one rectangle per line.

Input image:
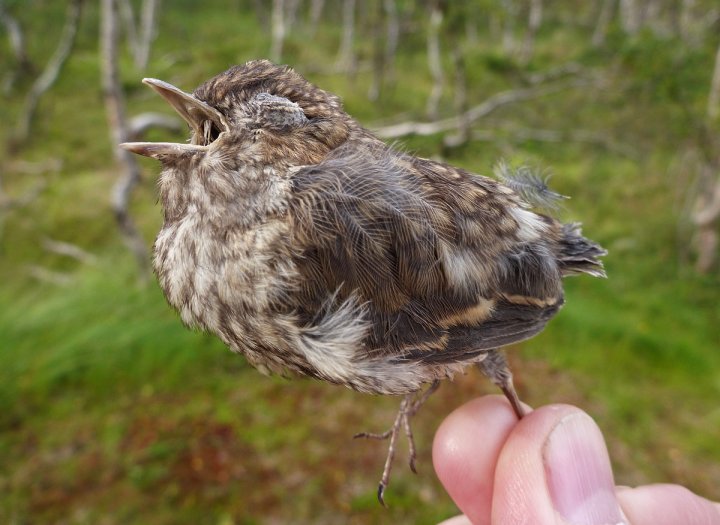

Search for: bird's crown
xmin=193 ymin=60 xmax=346 ymax=121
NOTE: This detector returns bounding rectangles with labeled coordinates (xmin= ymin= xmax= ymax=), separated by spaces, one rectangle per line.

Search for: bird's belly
xmin=153 ymin=216 xmax=480 ymax=391
xmin=154 ymin=215 xmax=299 ymax=343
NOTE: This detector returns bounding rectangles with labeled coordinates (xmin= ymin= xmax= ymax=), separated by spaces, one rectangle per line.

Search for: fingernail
xmin=544 ymin=413 xmax=626 ymax=525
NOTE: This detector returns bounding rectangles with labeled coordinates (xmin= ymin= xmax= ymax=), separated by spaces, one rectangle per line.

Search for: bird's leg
xmin=407 ymin=379 xmax=440 ymax=416
xmin=478 ymin=350 xmax=527 ymax=419
xmin=403 ymin=380 xmax=439 ymax=473
xmin=354 ymin=397 xmax=410 ymax=505
xmin=354 ymin=380 xmax=440 ymax=505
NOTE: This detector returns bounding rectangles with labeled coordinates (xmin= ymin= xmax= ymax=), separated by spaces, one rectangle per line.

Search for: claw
xmin=377 ymin=482 xmax=387 ymax=507
xmin=479 ymin=351 xmax=527 ymax=419
xmin=354 ymin=381 xmax=441 ymax=505
xmin=354 ymin=430 xmax=392 ymax=440
xmin=501 ymin=382 xmax=526 ymax=419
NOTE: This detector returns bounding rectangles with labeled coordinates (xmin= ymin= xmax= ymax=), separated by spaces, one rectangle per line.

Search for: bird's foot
xmin=354 ymin=380 xmax=440 ymax=506
xmin=478 ymin=350 xmax=526 ymax=419
xmin=500 ymin=380 xmax=526 ymax=419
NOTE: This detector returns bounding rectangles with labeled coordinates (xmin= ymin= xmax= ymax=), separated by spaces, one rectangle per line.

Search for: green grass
xmin=1 ymin=2 xmax=719 ymax=523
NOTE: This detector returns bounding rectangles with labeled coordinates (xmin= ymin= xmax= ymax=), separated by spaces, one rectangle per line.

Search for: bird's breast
xmin=153 ymin=214 xmax=299 ymax=338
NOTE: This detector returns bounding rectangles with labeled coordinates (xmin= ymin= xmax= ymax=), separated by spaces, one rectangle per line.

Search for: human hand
xmin=433 ymin=396 xmax=720 ymax=525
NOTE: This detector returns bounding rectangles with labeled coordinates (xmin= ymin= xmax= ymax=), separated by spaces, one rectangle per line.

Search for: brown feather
xmin=124 ymin=58 xmax=606 ymax=395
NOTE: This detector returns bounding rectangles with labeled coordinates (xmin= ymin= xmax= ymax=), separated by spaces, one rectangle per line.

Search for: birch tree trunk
xmin=252 ymin=0 xmax=270 ymax=29
xmin=692 ymin=41 xmax=720 ymax=273
xmin=367 ymin=0 xmax=400 ymax=101
xmin=643 ymin=0 xmax=664 ymax=35
xmin=136 ymin=0 xmax=158 ymax=71
xmin=118 ymin=0 xmax=159 ymax=71
xmin=707 ymin=42 xmax=720 ymax=121
xmin=117 ymin=0 xmax=138 ymax=58
xmin=335 ymin=0 xmax=356 ymax=74
xmin=692 ymin=166 xmax=720 ymax=274
xmin=425 ymin=0 xmax=444 ymax=119
xmin=0 ymin=2 xmax=32 ymax=72
xmin=368 ymin=0 xmax=384 ymax=101
xmin=15 ymin=0 xmax=83 ymax=144
xmin=501 ymin=0 xmax=517 ymax=56
xmin=679 ymin=0 xmax=696 ymax=42
xmin=384 ymin=0 xmax=399 ymax=82
xmin=100 ymin=0 xmax=150 ymax=281
xmin=592 ymin=0 xmax=615 ymax=47
xmin=619 ymin=0 xmax=642 ymax=35
xmin=445 ymin=43 xmax=470 ymax=147
xmin=308 ymin=0 xmax=325 ymax=36
xmin=519 ymin=0 xmax=542 ymax=65
xmin=285 ymin=0 xmax=301 ymax=29
xmin=270 ymin=0 xmax=285 ymax=62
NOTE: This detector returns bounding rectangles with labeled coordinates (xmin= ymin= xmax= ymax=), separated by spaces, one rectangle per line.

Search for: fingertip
xmin=436 ymin=515 xmax=473 ymax=525
xmin=617 ymin=484 xmax=720 ymax=525
xmin=492 ymin=404 xmax=625 ymax=525
xmin=433 ymin=396 xmax=521 ymax=525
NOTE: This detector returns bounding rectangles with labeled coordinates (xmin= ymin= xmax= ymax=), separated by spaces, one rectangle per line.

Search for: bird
xmin=120 ymin=59 xmax=606 ymax=504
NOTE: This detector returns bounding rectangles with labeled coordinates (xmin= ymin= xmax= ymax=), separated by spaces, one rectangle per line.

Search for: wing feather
xmin=288 ymin=142 xmax=569 ymax=361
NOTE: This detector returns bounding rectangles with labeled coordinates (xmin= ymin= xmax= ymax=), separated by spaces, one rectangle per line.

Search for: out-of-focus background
xmin=1 ymin=0 xmax=719 ymax=523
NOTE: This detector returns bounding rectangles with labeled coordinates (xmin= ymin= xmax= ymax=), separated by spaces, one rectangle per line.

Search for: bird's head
xmin=121 ymin=60 xmax=355 ymax=223
xmin=120 ymin=60 xmax=352 ymax=169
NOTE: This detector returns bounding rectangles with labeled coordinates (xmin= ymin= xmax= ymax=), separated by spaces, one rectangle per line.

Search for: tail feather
xmin=559 ymin=222 xmax=607 ymax=278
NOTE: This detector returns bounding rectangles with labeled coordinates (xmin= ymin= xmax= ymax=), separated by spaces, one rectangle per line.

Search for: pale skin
xmin=433 ymin=396 xmax=720 ymax=525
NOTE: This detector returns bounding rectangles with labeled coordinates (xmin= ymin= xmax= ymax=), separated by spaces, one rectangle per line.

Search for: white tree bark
xmin=15 ymin=0 xmax=82 ymax=144
xmin=335 ymin=0 xmax=356 ymax=74
xmin=707 ymin=42 xmax=720 ymax=121
xmin=691 ymin=41 xmax=720 ymax=273
xmin=308 ymin=0 xmax=325 ymax=36
xmin=42 ymin=238 xmax=98 ymax=265
xmin=692 ymin=168 xmax=720 ymax=274
xmin=367 ymin=0 xmax=400 ymax=101
xmin=384 ymin=0 xmax=399 ymax=78
xmin=375 ymin=76 xmax=598 ymax=140
xmin=425 ymin=0 xmax=444 ymax=119
xmin=100 ymin=0 xmax=150 ymax=281
xmin=501 ymin=0 xmax=517 ymax=56
xmin=447 ymin=44 xmax=469 ymax=146
xmin=368 ymin=0 xmax=384 ymax=101
xmin=592 ymin=0 xmax=615 ymax=47
xmin=0 ymin=161 xmax=50 ymax=247
xmin=679 ymin=0 xmax=696 ymax=42
xmin=270 ymin=0 xmax=285 ymax=62
xmin=619 ymin=0 xmax=642 ymax=35
xmin=285 ymin=0 xmax=301 ymax=29
xmin=643 ymin=0 xmax=665 ymax=35
xmin=465 ymin=17 xmax=478 ymax=46
xmin=127 ymin=112 xmax=181 ymax=138
xmin=118 ymin=0 xmax=159 ymax=71
xmin=27 ymin=265 xmax=73 ymax=286
xmin=0 ymin=2 xmax=31 ymax=70
xmin=136 ymin=0 xmax=158 ymax=71
xmin=519 ymin=0 xmax=543 ymax=65
xmin=117 ymin=0 xmax=137 ymax=49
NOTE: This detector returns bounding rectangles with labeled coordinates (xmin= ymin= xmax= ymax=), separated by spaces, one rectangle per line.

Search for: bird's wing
xmin=288 ymin=142 xmax=565 ymax=361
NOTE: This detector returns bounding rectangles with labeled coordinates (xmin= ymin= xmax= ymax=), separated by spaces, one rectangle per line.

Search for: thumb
xmin=492 ymin=405 xmax=626 ymax=525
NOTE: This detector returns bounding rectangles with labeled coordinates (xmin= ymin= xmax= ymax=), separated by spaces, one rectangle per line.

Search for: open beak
xmin=120 ymin=78 xmax=229 ymax=159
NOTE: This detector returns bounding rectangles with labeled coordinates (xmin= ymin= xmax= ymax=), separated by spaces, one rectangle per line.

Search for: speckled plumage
xmin=121 ymin=60 xmax=606 ymax=502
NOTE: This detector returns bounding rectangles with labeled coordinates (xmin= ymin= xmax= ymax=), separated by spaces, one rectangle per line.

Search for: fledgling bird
xmin=121 ymin=60 xmax=606 ymax=504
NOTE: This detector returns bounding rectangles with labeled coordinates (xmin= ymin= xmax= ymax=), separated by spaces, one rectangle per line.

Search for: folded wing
xmin=288 ymin=142 xmax=601 ymax=363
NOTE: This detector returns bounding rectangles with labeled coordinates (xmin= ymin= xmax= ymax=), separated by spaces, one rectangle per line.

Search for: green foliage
xmin=1 ymin=1 xmax=719 ymax=523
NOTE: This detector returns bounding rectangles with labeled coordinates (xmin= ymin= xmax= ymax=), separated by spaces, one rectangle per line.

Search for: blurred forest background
xmin=1 ymin=0 xmax=719 ymax=523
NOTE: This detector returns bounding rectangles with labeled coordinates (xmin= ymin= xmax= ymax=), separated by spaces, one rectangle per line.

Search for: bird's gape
xmin=198 ymin=119 xmax=222 ymax=146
